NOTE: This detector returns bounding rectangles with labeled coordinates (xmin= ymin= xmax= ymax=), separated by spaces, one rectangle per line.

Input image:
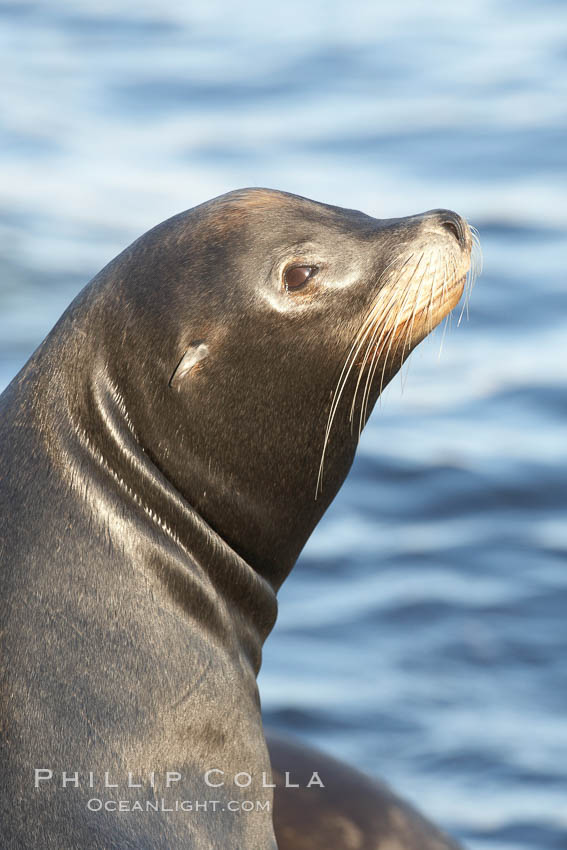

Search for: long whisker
xmin=400 ymin=249 xmax=438 ymax=389
xmin=377 ymin=253 xmax=430 ymax=397
xmin=316 ymin=254 xmax=414 ymax=495
xmin=357 ymin=296 xmax=407 ymax=435
xmin=363 ymin=252 xmax=428 ymax=430
xmin=349 ymin=260 xmax=416 ymax=428
xmin=438 ymin=254 xmax=451 ymax=359
xmin=357 ymin=257 xmax=425 ymax=433
xmin=458 ymin=225 xmax=481 ymax=326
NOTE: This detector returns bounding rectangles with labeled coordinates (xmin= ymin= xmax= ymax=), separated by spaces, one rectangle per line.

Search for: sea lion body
xmin=0 ymin=189 xmax=471 ymax=848
xmin=268 ymin=733 xmax=463 ymax=850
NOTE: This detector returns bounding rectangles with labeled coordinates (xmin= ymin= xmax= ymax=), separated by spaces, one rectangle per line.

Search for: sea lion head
xmin=41 ymin=188 xmax=476 ymax=589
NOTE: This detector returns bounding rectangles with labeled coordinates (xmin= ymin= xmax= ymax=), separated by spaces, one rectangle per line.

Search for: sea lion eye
xmin=284 ymin=265 xmax=317 ymax=291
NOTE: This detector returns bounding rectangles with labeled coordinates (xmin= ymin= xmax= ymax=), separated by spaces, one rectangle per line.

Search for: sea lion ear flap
xmin=169 ymin=342 xmax=209 ymax=388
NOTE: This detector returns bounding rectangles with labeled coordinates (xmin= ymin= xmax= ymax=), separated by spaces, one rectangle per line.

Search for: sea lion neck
xmin=14 ymin=319 xmax=278 ymax=675
xmin=78 ymin=344 xmax=332 ymax=600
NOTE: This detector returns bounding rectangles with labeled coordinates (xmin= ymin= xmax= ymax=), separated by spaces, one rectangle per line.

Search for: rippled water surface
xmin=1 ymin=2 xmax=566 ymax=848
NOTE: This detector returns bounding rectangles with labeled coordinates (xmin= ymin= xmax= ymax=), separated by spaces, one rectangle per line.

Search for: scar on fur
xmin=169 ymin=342 xmax=209 ymax=388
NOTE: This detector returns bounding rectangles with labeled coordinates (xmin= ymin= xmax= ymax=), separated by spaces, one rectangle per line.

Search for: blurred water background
xmin=1 ymin=1 xmax=566 ymax=848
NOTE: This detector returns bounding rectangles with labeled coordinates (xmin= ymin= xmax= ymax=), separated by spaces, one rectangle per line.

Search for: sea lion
xmin=0 ymin=188 xmax=472 ymax=848
xmin=267 ymin=732 xmax=463 ymax=850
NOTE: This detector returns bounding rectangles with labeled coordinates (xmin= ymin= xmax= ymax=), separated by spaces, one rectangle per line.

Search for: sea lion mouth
xmin=382 ymin=254 xmax=468 ymax=338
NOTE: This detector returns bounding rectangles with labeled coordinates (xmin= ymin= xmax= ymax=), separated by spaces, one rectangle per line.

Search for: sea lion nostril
xmin=442 ymin=217 xmax=463 ymax=245
xmin=443 ymin=219 xmax=460 ymax=241
xmin=423 ymin=209 xmax=468 ymax=248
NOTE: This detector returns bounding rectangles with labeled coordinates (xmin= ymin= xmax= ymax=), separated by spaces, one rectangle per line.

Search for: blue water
xmin=1 ymin=2 xmax=566 ymax=847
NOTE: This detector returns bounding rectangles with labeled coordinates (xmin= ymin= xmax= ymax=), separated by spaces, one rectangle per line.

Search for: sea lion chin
xmin=0 ymin=188 xmax=475 ymax=850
